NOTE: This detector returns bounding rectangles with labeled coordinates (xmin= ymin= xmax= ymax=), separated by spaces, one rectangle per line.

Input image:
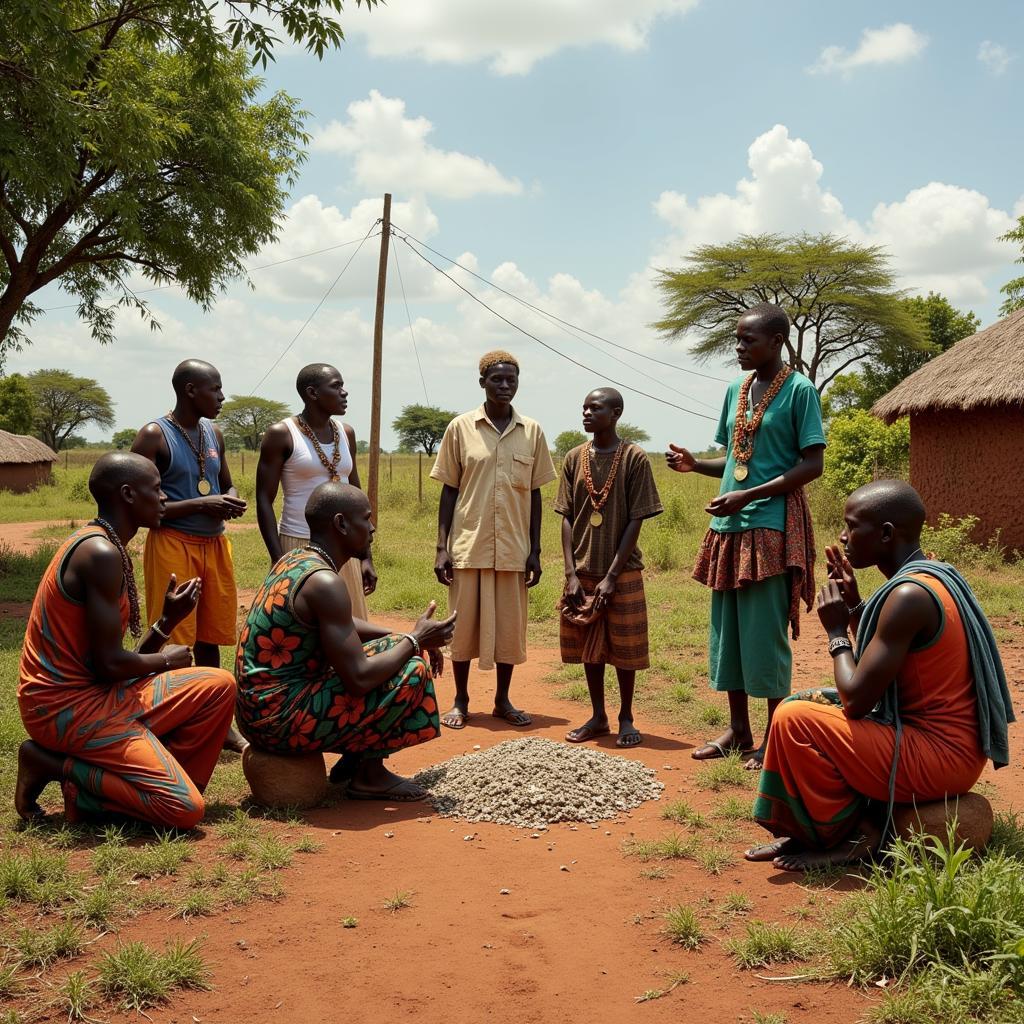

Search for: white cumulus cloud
xmin=809 ymin=23 xmax=928 ymax=76
xmin=978 ymin=41 xmax=1015 ymax=75
xmin=313 ymin=91 xmax=522 ymax=199
xmin=343 ymin=0 xmax=699 ymax=75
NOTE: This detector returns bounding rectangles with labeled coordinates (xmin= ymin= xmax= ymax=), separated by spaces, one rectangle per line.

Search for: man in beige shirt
xmin=432 ymin=350 xmax=557 ymax=729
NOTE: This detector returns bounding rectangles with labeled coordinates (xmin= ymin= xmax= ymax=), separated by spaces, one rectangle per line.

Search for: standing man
xmin=255 ymin=363 xmax=376 ymax=617
xmin=132 ymin=360 xmax=247 ymax=750
xmin=666 ymin=303 xmax=824 ymax=768
xmin=556 ymin=388 xmax=663 ymax=748
xmin=431 ymin=350 xmax=557 ymax=730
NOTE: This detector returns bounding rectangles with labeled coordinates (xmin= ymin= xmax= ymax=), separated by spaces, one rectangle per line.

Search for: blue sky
xmin=14 ymin=0 xmax=1024 ymax=449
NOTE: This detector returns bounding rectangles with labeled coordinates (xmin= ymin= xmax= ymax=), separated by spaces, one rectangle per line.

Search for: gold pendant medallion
xmin=196 ymin=478 xmax=212 ymax=496
xmin=589 ymin=511 xmax=604 ymax=528
xmin=733 ymin=464 xmax=749 ymax=482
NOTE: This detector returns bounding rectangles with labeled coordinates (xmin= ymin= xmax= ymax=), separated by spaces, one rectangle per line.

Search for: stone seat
xmin=241 ymin=746 xmax=327 ymax=810
xmin=891 ymin=792 xmax=993 ymax=851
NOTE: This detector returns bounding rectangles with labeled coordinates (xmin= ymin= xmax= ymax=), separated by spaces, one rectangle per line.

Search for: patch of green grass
xmin=58 ymin=969 xmax=99 ymax=1023
xmin=0 ymin=962 xmax=21 ymax=999
xmin=726 ymin=920 xmax=810 ymax=969
xmin=253 ymin=835 xmax=293 ymax=870
xmin=696 ymin=846 xmax=736 ymax=876
xmin=213 ymin=808 xmax=263 ymax=842
xmin=73 ymin=879 xmax=123 ymax=928
xmin=624 ymin=831 xmax=699 ymax=862
xmin=223 ymin=837 xmax=256 ymax=860
xmin=0 ymin=540 xmax=60 ymax=601
xmin=694 ymin=752 xmax=756 ymax=792
xmin=383 ymin=889 xmax=414 ymax=913
xmin=341 ymin=916 xmax=358 ymax=928
xmin=97 ymin=938 xmax=209 ymax=1012
xmin=661 ymin=904 xmax=705 ymax=949
xmin=720 ymin=892 xmax=753 ymax=915
xmin=695 ymin=702 xmax=727 ymax=728
xmin=751 ymin=1013 xmax=787 ymax=1024
xmin=295 ymin=835 xmax=322 ymax=854
xmin=0 ymin=846 xmax=78 ymax=907
xmin=989 ymin=810 xmax=1024 ymax=860
xmin=13 ymin=919 xmax=86 ymax=968
xmin=715 ymin=795 xmax=753 ymax=820
xmin=174 ymin=890 xmax=216 ymax=920
xmin=660 ymin=800 xmax=708 ymax=828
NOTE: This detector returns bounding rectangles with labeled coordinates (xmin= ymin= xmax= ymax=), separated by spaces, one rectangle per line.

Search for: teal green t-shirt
xmin=710 ymin=371 xmax=825 ymax=534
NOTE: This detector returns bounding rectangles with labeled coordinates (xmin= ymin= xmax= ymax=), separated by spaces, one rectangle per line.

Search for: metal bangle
xmin=849 ymin=600 xmax=866 ymax=617
xmin=403 ymin=633 xmax=421 ymax=658
xmin=828 ymin=636 xmax=853 ymax=656
xmin=152 ymin=620 xmax=170 ymax=641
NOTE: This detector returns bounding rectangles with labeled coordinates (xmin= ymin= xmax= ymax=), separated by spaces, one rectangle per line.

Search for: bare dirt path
xmin=1 ymin=518 xmax=258 ymax=554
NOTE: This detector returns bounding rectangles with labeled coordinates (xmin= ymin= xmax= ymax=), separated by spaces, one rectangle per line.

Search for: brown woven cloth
xmin=558 ymin=569 xmax=650 ymax=669
xmin=692 ymin=488 xmax=816 ymax=639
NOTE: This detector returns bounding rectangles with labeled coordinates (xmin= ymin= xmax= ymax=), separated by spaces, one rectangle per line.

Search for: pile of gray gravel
xmin=414 ymin=737 xmax=664 ymax=828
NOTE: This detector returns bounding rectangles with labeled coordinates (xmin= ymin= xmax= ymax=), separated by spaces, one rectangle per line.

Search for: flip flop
xmin=492 ymin=707 xmax=532 ymax=727
xmin=566 ymin=724 xmax=611 ymax=743
xmin=347 ymin=780 xmax=427 ymax=803
xmin=616 ymin=729 xmax=643 ymax=748
xmin=441 ymin=709 xmax=470 ymax=730
xmin=691 ymin=739 xmax=745 ymax=761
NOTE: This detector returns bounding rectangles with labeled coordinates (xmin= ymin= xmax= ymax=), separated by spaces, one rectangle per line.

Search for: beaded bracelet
xmin=828 ymin=636 xmax=853 ymax=656
xmin=402 ymin=633 xmax=421 ymax=658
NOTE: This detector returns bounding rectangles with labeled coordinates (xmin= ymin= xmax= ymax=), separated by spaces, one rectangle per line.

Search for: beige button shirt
xmin=431 ymin=405 xmax=557 ymax=571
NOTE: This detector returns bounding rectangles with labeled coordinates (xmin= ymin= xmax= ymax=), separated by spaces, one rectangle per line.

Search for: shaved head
xmin=305 ymin=481 xmax=370 ymax=533
xmin=171 ymin=359 xmax=219 ymax=396
xmin=848 ymin=479 xmax=926 ymax=539
xmin=588 ymin=387 xmax=624 ymax=414
xmin=739 ymin=302 xmax=790 ymax=341
xmin=88 ymin=452 xmax=159 ymax=505
xmin=296 ymin=363 xmax=339 ymax=400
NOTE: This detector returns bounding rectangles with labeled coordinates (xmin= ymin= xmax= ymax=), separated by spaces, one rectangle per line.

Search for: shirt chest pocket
xmin=510 ymin=451 xmax=534 ymax=490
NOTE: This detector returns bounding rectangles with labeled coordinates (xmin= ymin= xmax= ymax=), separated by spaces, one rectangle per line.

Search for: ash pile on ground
xmin=414 ymin=737 xmax=664 ymax=828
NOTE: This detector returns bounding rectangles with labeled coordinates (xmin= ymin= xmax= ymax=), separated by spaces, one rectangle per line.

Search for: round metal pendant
xmin=589 ymin=511 xmax=604 ymax=527
xmin=733 ymin=464 xmax=749 ymax=482
xmin=196 ymin=478 xmax=212 ymax=496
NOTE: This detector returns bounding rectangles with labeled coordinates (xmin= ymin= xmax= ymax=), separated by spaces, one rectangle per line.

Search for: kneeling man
xmin=16 ymin=454 xmax=236 ymax=828
xmin=747 ymin=480 xmax=1014 ymax=872
xmin=236 ymin=482 xmax=454 ymax=801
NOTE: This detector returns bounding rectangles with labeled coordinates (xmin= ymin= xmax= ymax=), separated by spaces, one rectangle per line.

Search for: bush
xmin=823 ymin=410 xmax=910 ymax=496
xmin=922 ymin=513 xmax=1006 ymax=570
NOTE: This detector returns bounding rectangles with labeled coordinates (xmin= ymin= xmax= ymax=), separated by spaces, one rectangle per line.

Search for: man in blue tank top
xmin=132 ymin=359 xmax=247 ymax=750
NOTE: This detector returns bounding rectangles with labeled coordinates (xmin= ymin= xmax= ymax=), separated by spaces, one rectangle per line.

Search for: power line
xmin=391 ymin=222 xmax=732 ymax=385
xmin=248 ymin=221 xmax=380 ymax=396
xmin=400 ymin=236 xmax=717 ymax=422
xmin=391 ymin=239 xmax=430 ymax=405
xmin=39 ymin=233 xmax=379 ymax=312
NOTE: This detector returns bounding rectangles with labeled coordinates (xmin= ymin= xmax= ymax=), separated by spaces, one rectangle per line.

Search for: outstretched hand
xmin=160 ymin=574 xmax=201 ymax=629
xmin=825 ymin=544 xmax=861 ymax=608
xmin=413 ymin=600 xmax=457 ymax=650
xmin=665 ymin=443 xmax=697 ymax=474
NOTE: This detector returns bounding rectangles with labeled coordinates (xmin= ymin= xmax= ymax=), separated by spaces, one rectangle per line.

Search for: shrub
xmin=823 ymin=410 xmax=909 ymax=496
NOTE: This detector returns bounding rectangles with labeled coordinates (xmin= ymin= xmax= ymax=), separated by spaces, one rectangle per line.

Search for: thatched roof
xmin=873 ymin=307 xmax=1024 ymax=423
xmin=0 ymin=430 xmax=58 ymax=465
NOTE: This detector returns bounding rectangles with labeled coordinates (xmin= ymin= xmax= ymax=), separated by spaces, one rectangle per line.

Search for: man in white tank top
xmin=255 ymin=364 xmax=377 ymax=617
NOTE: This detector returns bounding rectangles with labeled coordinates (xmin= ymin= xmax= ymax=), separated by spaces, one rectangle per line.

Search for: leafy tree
xmin=0 ymin=2 xmax=379 ymax=364
xmin=554 ymin=430 xmax=586 ymax=457
xmin=823 ymin=409 xmax=910 ymax=497
xmin=654 ymin=233 xmax=924 ymax=390
xmin=356 ymin=439 xmax=370 ymax=454
xmin=823 ymin=293 xmax=979 ymax=417
xmin=391 ymin=404 xmax=457 ymax=456
xmin=111 ymin=427 xmax=137 ymax=449
xmin=0 ymin=372 xmax=35 ymax=433
xmin=219 ymin=395 xmax=289 ymax=451
xmin=617 ymin=422 xmax=650 ymax=446
xmin=27 ymin=368 xmax=114 ymax=450
xmin=998 ymin=215 xmax=1024 ymax=315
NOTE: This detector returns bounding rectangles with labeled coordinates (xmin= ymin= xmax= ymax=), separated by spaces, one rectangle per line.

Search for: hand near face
xmin=816 ymin=580 xmax=851 ymax=633
xmin=825 ymin=544 xmax=861 ymax=608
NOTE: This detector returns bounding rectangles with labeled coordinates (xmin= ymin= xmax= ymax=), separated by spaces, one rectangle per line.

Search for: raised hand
xmin=412 ymin=600 xmax=457 ymax=650
xmin=160 ymin=574 xmax=202 ymax=628
xmin=816 ymin=580 xmax=851 ymax=633
xmin=825 ymin=544 xmax=861 ymax=608
xmin=665 ymin=443 xmax=697 ymax=474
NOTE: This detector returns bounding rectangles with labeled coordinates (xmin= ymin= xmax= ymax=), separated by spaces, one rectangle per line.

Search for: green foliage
xmin=219 ymin=395 xmax=290 ymax=451
xmin=98 ymin=938 xmax=209 ymax=1011
xmin=0 ymin=5 xmax=314 ymax=361
xmin=25 ymin=370 xmax=114 ymax=450
xmin=726 ymin=920 xmax=810 ymax=969
xmin=391 ymin=404 xmax=458 ymax=455
xmin=822 ymin=409 xmax=910 ymax=497
xmin=999 ymin=215 xmax=1024 ymax=315
xmin=921 ymin=514 xmax=1007 ymax=570
xmin=617 ymin=422 xmax=650 ymax=446
xmin=662 ymin=904 xmax=705 ymax=948
xmin=111 ymin=427 xmax=137 ymax=449
xmin=0 ymin=373 xmax=35 ymax=433
xmin=654 ymin=233 xmax=923 ymax=388
xmin=554 ymin=429 xmax=586 ymax=457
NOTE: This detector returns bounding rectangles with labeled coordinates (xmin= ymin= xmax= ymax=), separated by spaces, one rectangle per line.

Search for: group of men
xmin=15 ymin=302 xmax=1015 ymax=873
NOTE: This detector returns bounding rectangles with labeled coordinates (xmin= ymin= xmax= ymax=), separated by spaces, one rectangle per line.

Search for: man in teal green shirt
xmin=666 ymin=303 xmax=825 ymax=768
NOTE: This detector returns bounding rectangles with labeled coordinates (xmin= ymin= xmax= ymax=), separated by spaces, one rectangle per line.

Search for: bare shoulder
xmin=342 ymin=422 xmax=357 ymax=442
xmin=68 ymin=535 xmax=123 ymax=591
xmin=295 ymin=567 xmax=350 ymax=621
xmin=260 ymin=420 xmax=292 ymax=452
xmin=131 ymin=421 xmax=165 ymax=456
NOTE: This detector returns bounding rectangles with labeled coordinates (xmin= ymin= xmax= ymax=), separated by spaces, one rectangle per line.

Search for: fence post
xmin=241 ymin=450 xmax=245 ymax=476
xmin=389 ymin=453 xmax=393 ymax=482
xmin=418 ymin=452 xmax=423 ymax=504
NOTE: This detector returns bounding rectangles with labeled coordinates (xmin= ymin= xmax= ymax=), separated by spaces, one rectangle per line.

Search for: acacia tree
xmin=220 ymin=395 xmax=289 ymax=450
xmin=0 ymin=1 xmax=376 ymax=367
xmin=654 ymin=233 xmax=924 ymax=391
xmin=27 ymin=368 xmax=114 ymax=450
xmin=999 ymin=216 xmax=1024 ymax=315
xmin=617 ymin=422 xmax=650 ymax=446
xmin=392 ymin=404 xmax=457 ymax=456
xmin=554 ymin=430 xmax=585 ymax=457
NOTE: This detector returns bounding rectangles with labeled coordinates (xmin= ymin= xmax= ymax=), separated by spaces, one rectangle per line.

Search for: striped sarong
xmin=559 ymin=569 xmax=649 ymax=670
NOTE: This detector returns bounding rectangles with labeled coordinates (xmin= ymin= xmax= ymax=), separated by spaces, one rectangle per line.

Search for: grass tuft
xmin=696 ymin=846 xmax=736 ymax=876
xmin=98 ymin=938 xmax=209 ymax=1011
xmin=662 ymin=904 xmax=705 ymax=949
xmin=715 ymin=795 xmax=753 ymax=820
xmin=660 ymin=800 xmax=708 ymax=828
xmin=726 ymin=920 xmax=810 ymax=969
xmin=720 ymin=892 xmax=753 ymax=915
xmin=624 ymin=832 xmax=699 ymax=862
xmin=14 ymin=919 xmax=86 ymax=968
xmin=694 ymin=752 xmax=756 ymax=792
xmin=59 ymin=969 xmax=99 ymax=1023
xmin=253 ymin=835 xmax=293 ymax=870
xmin=383 ymin=889 xmax=414 ymax=913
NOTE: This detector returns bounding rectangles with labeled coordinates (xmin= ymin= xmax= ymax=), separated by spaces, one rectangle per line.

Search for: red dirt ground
xmin=1 ymin=518 xmax=258 ymax=553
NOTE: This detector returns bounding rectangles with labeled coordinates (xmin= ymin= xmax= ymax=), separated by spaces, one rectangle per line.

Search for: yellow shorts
xmin=449 ymin=569 xmax=527 ymax=670
xmin=143 ymin=528 xmax=238 ymax=648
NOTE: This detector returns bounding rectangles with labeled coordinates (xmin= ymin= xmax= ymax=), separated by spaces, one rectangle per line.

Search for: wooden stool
xmin=892 ymin=792 xmax=993 ymax=851
xmin=241 ymin=747 xmax=328 ymax=810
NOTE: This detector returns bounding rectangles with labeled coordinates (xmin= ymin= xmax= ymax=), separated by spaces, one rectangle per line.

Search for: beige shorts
xmin=279 ymin=532 xmax=368 ymax=620
xmin=449 ymin=568 xmax=527 ymax=670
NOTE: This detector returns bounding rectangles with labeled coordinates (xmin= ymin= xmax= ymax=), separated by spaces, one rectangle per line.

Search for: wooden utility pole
xmin=367 ymin=193 xmax=391 ymax=524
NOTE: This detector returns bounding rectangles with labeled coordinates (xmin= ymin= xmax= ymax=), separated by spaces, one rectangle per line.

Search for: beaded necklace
xmin=295 ymin=415 xmax=342 ymax=482
xmin=731 ymin=365 xmax=792 ymax=481
xmin=581 ymin=439 xmax=626 ymax=527
xmin=166 ymin=412 xmax=212 ymax=495
xmin=305 ymin=543 xmax=338 ymax=573
xmin=91 ymin=518 xmax=143 ymax=638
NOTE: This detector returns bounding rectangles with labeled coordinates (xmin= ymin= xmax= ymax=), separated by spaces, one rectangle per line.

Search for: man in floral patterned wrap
xmin=235 ymin=483 xmax=455 ymax=801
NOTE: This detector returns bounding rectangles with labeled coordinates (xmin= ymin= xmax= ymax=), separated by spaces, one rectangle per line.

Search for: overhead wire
xmin=399 ymin=235 xmax=717 ymax=422
xmin=390 ymin=238 xmax=430 ymax=405
xmin=391 ymin=222 xmax=732 ymax=385
xmin=248 ymin=220 xmax=380 ymax=396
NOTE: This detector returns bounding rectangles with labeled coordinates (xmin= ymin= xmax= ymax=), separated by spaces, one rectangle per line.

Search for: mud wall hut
xmin=0 ymin=430 xmax=58 ymax=494
xmin=872 ymin=307 xmax=1024 ymax=551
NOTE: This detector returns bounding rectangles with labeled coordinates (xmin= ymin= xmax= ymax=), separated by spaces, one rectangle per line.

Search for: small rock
xmin=384 ymin=831 xmax=394 ymax=839
xmin=560 ymin=864 xmax=570 ymax=872
xmin=499 ymin=888 xmax=510 ymax=895
xmin=473 ymin=744 xmax=482 ymax=750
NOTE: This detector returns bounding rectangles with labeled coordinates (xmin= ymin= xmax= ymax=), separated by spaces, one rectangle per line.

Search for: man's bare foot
xmin=15 ymin=741 xmax=62 ymax=821
xmin=616 ymin=719 xmax=643 ymax=748
xmin=774 ymin=822 xmax=882 ymax=872
xmin=347 ymin=761 xmax=426 ymax=802
xmin=745 ymin=837 xmax=802 ymax=862
xmin=441 ymin=705 xmax=470 ymax=730
xmin=691 ymin=727 xmax=754 ymax=760
xmin=492 ymin=700 xmax=531 ymax=727
xmin=222 ymin=724 xmax=248 ymax=754
xmin=566 ymin=716 xmax=610 ymax=743
xmin=743 ymin=746 xmax=765 ymax=771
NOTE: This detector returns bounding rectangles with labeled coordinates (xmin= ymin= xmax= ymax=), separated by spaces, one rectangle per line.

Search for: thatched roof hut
xmin=871 ymin=307 xmax=1024 ymax=550
xmin=0 ymin=429 xmax=57 ymax=493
